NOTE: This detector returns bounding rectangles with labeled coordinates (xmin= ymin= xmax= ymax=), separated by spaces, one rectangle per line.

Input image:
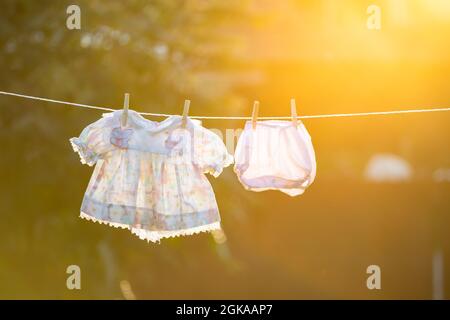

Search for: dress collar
xmin=103 ymin=109 xmax=198 ymax=132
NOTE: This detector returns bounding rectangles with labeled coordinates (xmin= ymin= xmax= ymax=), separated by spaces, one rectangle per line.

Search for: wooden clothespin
xmin=121 ymin=93 xmax=130 ymax=127
xmin=252 ymin=100 xmax=259 ymax=129
xmin=181 ymin=99 xmax=190 ymax=128
xmin=290 ymin=98 xmax=298 ymax=127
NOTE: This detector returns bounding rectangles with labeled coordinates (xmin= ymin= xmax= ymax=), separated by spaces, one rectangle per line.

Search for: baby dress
xmin=234 ymin=120 xmax=316 ymax=196
xmin=70 ymin=110 xmax=233 ymax=243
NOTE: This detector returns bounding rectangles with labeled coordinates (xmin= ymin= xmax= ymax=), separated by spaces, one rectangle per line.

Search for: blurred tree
xmin=0 ymin=0 xmax=254 ymax=299
xmin=0 ymin=0 xmax=448 ymax=300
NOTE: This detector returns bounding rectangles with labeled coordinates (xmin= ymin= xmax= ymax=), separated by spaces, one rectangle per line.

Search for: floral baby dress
xmin=70 ymin=110 xmax=233 ymax=243
xmin=234 ymin=120 xmax=316 ymax=196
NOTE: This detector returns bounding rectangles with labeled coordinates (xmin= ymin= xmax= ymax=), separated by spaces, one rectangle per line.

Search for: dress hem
xmin=79 ymin=212 xmax=221 ymax=243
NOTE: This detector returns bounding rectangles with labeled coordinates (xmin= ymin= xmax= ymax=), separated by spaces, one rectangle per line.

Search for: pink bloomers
xmin=234 ymin=120 xmax=316 ymax=196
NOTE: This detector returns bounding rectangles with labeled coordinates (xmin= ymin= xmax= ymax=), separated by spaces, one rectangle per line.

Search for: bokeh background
xmin=0 ymin=0 xmax=449 ymax=299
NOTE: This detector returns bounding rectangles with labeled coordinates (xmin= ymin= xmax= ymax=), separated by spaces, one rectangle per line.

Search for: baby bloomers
xmin=234 ymin=120 xmax=316 ymax=196
xmin=70 ymin=110 xmax=233 ymax=243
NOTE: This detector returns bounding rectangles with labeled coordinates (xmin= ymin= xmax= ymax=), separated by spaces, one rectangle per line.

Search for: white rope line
xmin=1 ymin=90 xmax=450 ymax=120
xmin=0 ymin=90 xmax=117 ymax=112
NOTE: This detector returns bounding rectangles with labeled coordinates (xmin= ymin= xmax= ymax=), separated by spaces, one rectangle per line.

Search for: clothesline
xmin=1 ymin=90 xmax=450 ymax=120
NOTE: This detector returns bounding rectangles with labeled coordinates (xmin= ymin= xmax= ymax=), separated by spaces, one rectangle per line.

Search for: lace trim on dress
xmin=208 ymin=153 xmax=234 ymax=178
xmin=69 ymin=137 xmax=98 ymax=166
xmin=80 ymin=212 xmax=221 ymax=243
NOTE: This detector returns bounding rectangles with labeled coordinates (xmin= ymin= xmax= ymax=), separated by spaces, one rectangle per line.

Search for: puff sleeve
xmin=192 ymin=127 xmax=234 ymax=177
xmin=70 ymin=117 xmax=115 ymax=166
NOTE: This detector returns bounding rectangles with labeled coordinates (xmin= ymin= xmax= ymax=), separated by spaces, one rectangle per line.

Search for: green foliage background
xmin=0 ymin=0 xmax=448 ymax=299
